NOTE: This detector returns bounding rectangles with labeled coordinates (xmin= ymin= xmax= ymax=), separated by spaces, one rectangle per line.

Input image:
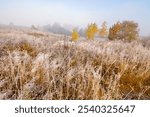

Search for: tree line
xmin=72 ymin=20 xmax=139 ymax=41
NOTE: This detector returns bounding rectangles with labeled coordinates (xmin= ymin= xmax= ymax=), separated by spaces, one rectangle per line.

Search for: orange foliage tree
xmin=108 ymin=21 xmax=139 ymax=41
xmin=108 ymin=21 xmax=122 ymax=40
xmin=99 ymin=21 xmax=108 ymax=38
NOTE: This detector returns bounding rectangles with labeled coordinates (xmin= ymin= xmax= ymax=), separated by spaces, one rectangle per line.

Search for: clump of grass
xmin=27 ymin=32 xmax=48 ymax=38
xmin=3 ymin=40 xmax=38 ymax=57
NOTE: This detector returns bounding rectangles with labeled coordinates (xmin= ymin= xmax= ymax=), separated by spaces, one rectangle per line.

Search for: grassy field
xmin=0 ymin=28 xmax=150 ymax=100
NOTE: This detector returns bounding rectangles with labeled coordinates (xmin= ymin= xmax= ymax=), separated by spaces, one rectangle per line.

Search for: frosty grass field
xmin=0 ymin=28 xmax=150 ymax=100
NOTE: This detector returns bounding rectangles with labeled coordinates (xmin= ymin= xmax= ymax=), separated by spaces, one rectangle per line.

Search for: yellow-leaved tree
xmin=72 ymin=29 xmax=79 ymax=41
xmin=86 ymin=23 xmax=98 ymax=40
xmin=92 ymin=23 xmax=98 ymax=34
xmin=99 ymin=21 xmax=108 ymax=38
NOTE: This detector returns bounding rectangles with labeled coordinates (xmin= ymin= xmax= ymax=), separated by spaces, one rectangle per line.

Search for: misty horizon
xmin=0 ymin=0 xmax=150 ymax=36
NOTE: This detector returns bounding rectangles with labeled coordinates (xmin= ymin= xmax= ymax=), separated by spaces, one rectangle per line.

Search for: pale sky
xmin=0 ymin=0 xmax=150 ymax=36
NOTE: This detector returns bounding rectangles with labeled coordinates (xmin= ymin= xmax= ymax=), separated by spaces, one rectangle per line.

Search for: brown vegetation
xmin=108 ymin=21 xmax=139 ymax=41
xmin=99 ymin=21 xmax=108 ymax=38
xmin=0 ymin=29 xmax=150 ymax=100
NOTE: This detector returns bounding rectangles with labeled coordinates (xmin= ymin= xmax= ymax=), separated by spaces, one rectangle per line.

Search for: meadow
xmin=0 ymin=28 xmax=150 ymax=100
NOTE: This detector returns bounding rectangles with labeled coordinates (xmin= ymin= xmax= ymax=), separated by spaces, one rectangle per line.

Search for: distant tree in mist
xmin=51 ymin=23 xmax=71 ymax=35
xmin=78 ymin=28 xmax=86 ymax=37
xmin=31 ymin=25 xmax=38 ymax=30
xmin=42 ymin=23 xmax=71 ymax=35
xmin=99 ymin=21 xmax=108 ymax=38
xmin=9 ymin=22 xmax=14 ymax=26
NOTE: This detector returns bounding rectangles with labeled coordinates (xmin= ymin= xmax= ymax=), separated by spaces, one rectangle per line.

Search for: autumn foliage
xmin=70 ymin=20 xmax=139 ymax=42
xmin=0 ymin=27 xmax=150 ymax=100
xmin=108 ymin=21 xmax=122 ymax=40
xmin=99 ymin=21 xmax=108 ymax=38
xmin=86 ymin=23 xmax=98 ymax=40
xmin=72 ymin=29 xmax=79 ymax=41
xmin=109 ymin=21 xmax=139 ymax=41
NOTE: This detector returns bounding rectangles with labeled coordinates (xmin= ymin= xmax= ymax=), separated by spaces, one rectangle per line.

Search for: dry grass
xmin=140 ymin=37 xmax=150 ymax=48
xmin=0 ymin=28 xmax=150 ymax=100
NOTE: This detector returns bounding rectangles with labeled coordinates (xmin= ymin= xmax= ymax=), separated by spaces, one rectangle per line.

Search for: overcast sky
xmin=0 ymin=0 xmax=150 ymax=36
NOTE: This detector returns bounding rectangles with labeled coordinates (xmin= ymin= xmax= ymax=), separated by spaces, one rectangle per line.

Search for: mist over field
xmin=0 ymin=0 xmax=150 ymax=36
xmin=0 ymin=0 xmax=150 ymax=100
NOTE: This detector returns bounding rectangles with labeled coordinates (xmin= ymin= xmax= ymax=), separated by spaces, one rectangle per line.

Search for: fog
xmin=0 ymin=0 xmax=150 ymax=36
